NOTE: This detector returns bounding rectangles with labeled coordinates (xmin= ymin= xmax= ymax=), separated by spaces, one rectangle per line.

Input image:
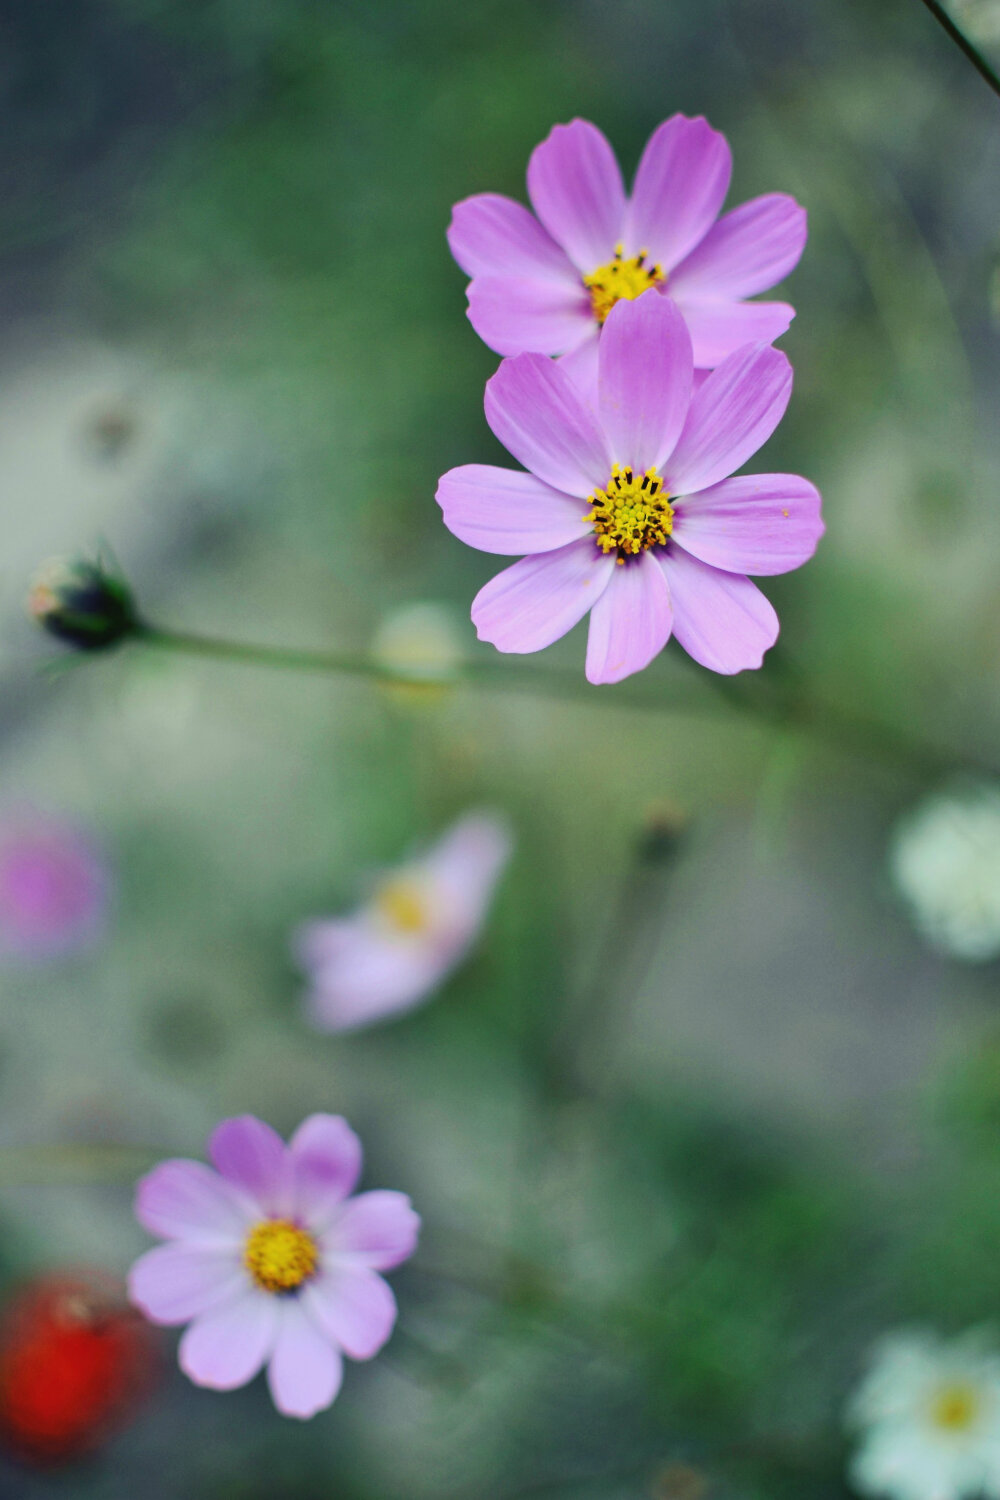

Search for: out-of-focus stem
xmin=917 ymin=0 xmax=1000 ymax=98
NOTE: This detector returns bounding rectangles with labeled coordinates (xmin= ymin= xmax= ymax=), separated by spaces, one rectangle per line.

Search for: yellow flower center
xmin=583 ymin=244 xmax=664 ymax=325
xmin=375 ymin=877 xmax=430 ymax=935
xmin=586 ymin=464 xmax=673 ymax=563
xmin=930 ymin=1382 xmax=981 ymax=1432
xmin=244 ymin=1220 xmax=318 ymax=1294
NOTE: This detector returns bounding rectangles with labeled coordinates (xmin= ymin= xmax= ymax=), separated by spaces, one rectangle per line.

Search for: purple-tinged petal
xmin=585 ymin=552 xmax=673 ymax=685
xmin=626 ymin=116 xmax=732 ymax=272
xmin=437 ymin=464 xmax=590 ymax=556
xmin=302 ymin=1265 xmax=397 ymax=1360
xmin=291 ymin=917 xmax=361 ymax=973
xmin=447 ymin=193 xmax=577 ymax=281
xmin=557 ymin=334 xmax=600 ymax=407
xmin=597 ymin=292 xmax=693 ymax=473
xmin=672 ymin=297 xmax=795 ymax=369
xmin=178 ymin=1289 xmax=278 ymax=1391
xmin=325 ymin=1190 xmax=421 ymax=1271
xmin=665 ymin=344 xmax=792 ymax=495
xmin=128 ymin=1242 xmax=248 ymax=1326
xmin=670 ymin=194 xmax=807 ymax=301
xmin=135 ymin=1160 xmax=255 ymax=1246
xmin=303 ymin=933 xmax=448 ymax=1033
xmin=423 ymin=811 xmax=512 ymax=908
xmin=472 ymin=539 xmax=614 ymax=655
xmin=485 ymin=354 xmax=610 ymax=497
xmin=209 ymin=1116 xmax=289 ymax=1216
xmin=467 ymin=276 xmax=593 ymax=356
xmin=672 ymin=474 xmax=823 ymax=576
xmin=267 ymin=1300 xmax=343 ymax=1419
xmin=289 ymin=1114 xmax=363 ymax=1229
xmin=527 ymin=119 xmax=626 ymax=273
xmin=659 ymin=545 xmax=778 ymax=673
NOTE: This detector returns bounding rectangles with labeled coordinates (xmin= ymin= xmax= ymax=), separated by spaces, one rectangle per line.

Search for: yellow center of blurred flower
xmin=583 ymin=245 xmax=663 ymax=324
xmin=375 ymin=878 xmax=430 ymax=935
xmin=586 ymin=464 xmax=673 ymax=563
xmin=244 ymin=1220 xmax=318 ymax=1294
xmin=930 ymin=1383 xmax=981 ymax=1432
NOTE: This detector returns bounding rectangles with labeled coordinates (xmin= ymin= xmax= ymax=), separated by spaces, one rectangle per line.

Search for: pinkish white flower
xmin=437 ymin=290 xmax=822 ymax=683
xmin=0 ymin=811 xmax=110 ymax=960
xmin=294 ymin=811 xmax=512 ymax=1032
xmin=128 ymin=1114 xmax=419 ymax=1419
xmin=448 ymin=115 xmax=806 ymax=392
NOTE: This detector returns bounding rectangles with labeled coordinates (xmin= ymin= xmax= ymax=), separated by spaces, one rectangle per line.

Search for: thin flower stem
xmin=917 ymin=0 xmax=1000 ymax=99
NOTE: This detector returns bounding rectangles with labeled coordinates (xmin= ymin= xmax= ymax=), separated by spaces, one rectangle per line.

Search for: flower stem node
xmin=29 ymin=558 xmax=138 ymax=653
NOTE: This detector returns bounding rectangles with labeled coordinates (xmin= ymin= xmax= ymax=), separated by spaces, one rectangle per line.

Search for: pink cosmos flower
xmin=448 ymin=116 xmax=806 ymax=391
xmin=436 ymin=291 xmax=823 ymax=683
xmin=0 ymin=811 xmax=110 ymax=959
xmin=128 ymin=1114 xmax=419 ymax=1420
xmin=294 ymin=811 xmax=511 ymax=1032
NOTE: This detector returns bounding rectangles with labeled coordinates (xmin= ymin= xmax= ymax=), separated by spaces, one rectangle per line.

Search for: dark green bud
xmin=29 ymin=557 xmax=139 ymax=652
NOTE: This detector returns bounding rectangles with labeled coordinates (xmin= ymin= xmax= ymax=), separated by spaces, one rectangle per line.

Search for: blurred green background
xmin=1 ymin=0 xmax=1000 ymax=1494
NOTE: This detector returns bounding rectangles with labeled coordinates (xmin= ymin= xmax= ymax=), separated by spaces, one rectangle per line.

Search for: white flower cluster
xmin=890 ymin=783 xmax=1000 ymax=961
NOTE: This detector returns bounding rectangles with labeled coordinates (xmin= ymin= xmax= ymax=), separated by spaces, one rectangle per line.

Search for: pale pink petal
xmin=467 ymin=276 xmax=593 ymax=356
xmin=557 ymin=334 xmax=600 ymax=406
xmin=670 ymin=194 xmax=806 ymax=300
xmin=672 ymin=474 xmax=823 ymax=575
xmin=665 ymin=344 xmax=792 ymax=495
xmin=266 ymin=1300 xmax=343 ymax=1419
xmin=289 ymin=1114 xmax=363 ymax=1228
xmin=302 ymin=1265 xmax=397 ymax=1360
xmin=626 ymin=116 xmax=732 ymax=272
xmin=597 ymin=292 xmax=693 ymax=473
xmin=660 ymin=545 xmax=778 ymax=673
xmin=135 ymin=1160 xmax=255 ymax=1247
xmin=326 ymin=1190 xmax=421 ymax=1271
xmin=291 ymin=916 xmax=362 ymax=972
xmin=128 ymin=1242 xmax=248 ymax=1326
xmin=447 ymin=193 xmax=577 ymax=281
xmin=209 ymin=1116 xmax=289 ymax=1216
xmin=437 ymin=465 xmax=591 ymax=555
xmin=672 ymin=297 xmax=795 ymax=368
xmin=527 ymin=119 xmax=626 ymax=273
xmin=484 ymin=354 xmax=610 ymax=497
xmin=423 ymin=811 xmax=512 ymax=905
xmin=178 ymin=1288 xmax=278 ymax=1391
xmin=304 ymin=930 xmax=449 ymax=1032
xmin=585 ymin=552 xmax=673 ymax=685
xmin=472 ymin=539 xmax=614 ymax=655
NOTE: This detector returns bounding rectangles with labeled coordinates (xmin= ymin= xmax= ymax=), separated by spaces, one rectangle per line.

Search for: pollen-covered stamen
xmin=586 ymin=464 xmax=673 ymax=564
xmin=930 ymin=1383 xmax=981 ymax=1432
xmin=583 ymin=244 xmax=664 ymax=325
xmin=244 ymin=1220 xmax=319 ymax=1294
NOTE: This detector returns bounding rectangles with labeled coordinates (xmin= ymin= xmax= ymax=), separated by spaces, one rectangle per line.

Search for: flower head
xmin=846 ymin=1329 xmax=1000 ymax=1500
xmin=128 ymin=1114 xmax=419 ymax=1419
xmin=29 ymin=557 xmax=138 ymax=653
xmin=437 ymin=291 xmax=822 ymax=682
xmin=371 ymin=601 xmax=466 ymax=689
xmin=0 ymin=811 xmax=111 ymax=960
xmin=890 ymin=783 xmax=1000 ymax=962
xmin=447 ymin=115 xmax=806 ymax=389
xmin=295 ymin=811 xmax=512 ymax=1032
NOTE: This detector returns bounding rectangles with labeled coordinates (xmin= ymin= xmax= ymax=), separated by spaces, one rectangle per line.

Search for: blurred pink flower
xmin=437 ymin=291 xmax=822 ymax=683
xmin=128 ymin=1114 xmax=419 ymax=1420
xmin=0 ymin=812 xmax=110 ymax=959
xmin=448 ymin=115 xmax=806 ymax=390
xmin=294 ymin=811 xmax=512 ymax=1032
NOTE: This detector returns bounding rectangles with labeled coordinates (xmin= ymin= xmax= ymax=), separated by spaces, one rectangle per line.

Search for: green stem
xmin=918 ymin=0 xmax=1000 ymax=98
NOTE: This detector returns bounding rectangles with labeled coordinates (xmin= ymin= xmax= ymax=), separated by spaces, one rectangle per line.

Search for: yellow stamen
xmin=375 ymin=877 xmax=430 ymax=935
xmin=583 ymin=244 xmax=664 ymax=324
xmin=585 ymin=464 xmax=673 ymax=564
xmin=244 ymin=1220 xmax=318 ymax=1294
xmin=930 ymin=1383 xmax=981 ymax=1432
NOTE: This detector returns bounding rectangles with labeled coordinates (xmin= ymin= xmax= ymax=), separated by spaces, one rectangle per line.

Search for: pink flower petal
xmin=437 ymin=464 xmax=591 ymax=555
xmin=585 ymin=552 xmax=673 ymax=685
xmin=659 ymin=545 xmax=779 ymax=673
xmin=266 ymin=1299 xmax=343 ymax=1419
xmin=557 ymin=334 xmax=600 ymax=406
xmin=597 ymin=292 xmax=693 ymax=474
xmin=209 ymin=1115 xmax=289 ymax=1216
xmin=672 ymin=473 xmax=823 ymax=576
xmin=447 ymin=193 xmax=576 ymax=281
xmin=472 ymin=539 xmax=615 ymax=655
xmin=665 ymin=344 xmax=792 ymax=495
xmin=289 ymin=1114 xmax=364 ymax=1228
xmin=423 ymin=811 xmax=512 ymax=907
xmin=128 ymin=1242 xmax=248 ymax=1326
xmin=670 ymin=193 xmax=807 ymax=301
xmin=178 ymin=1288 xmax=278 ymax=1391
xmin=467 ymin=275 xmax=593 ymax=356
xmin=302 ymin=1265 xmax=397 ymax=1360
xmin=135 ymin=1160 xmax=255 ymax=1247
xmin=485 ymin=354 xmax=610 ymax=498
xmin=326 ymin=1190 xmax=421 ymax=1271
xmin=303 ymin=930 xmax=448 ymax=1032
xmin=527 ymin=119 xmax=626 ymax=274
xmin=626 ymin=115 xmax=732 ymax=272
xmin=672 ymin=297 xmax=795 ymax=369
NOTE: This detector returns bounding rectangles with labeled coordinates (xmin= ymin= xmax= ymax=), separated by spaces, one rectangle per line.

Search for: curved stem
xmin=918 ymin=0 xmax=1000 ymax=98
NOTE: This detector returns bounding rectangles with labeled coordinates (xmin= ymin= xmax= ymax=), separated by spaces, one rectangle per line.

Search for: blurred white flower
xmin=370 ymin=602 xmax=466 ymax=687
xmin=890 ymin=784 xmax=1000 ymax=961
xmin=847 ymin=1329 xmax=1000 ymax=1500
xmin=293 ymin=811 xmax=512 ymax=1031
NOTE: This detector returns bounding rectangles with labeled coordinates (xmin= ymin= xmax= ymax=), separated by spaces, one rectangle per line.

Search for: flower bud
xmin=28 ymin=558 xmax=138 ymax=653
